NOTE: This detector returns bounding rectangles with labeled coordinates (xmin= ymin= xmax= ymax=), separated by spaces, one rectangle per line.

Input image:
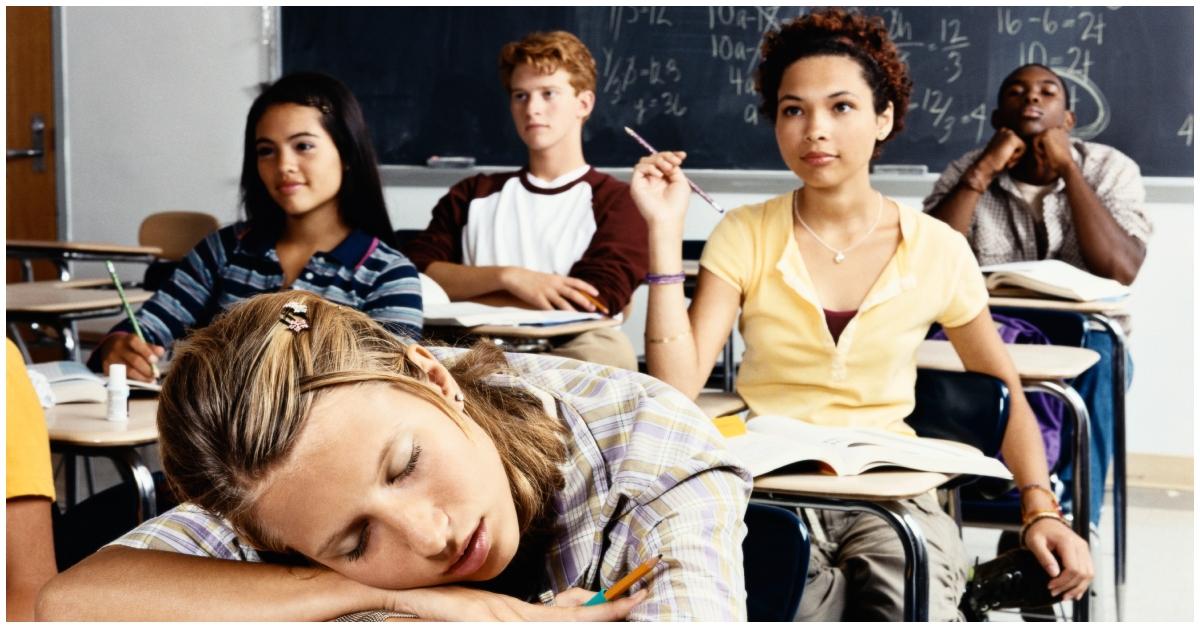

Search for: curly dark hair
xmin=754 ymin=8 xmax=912 ymax=156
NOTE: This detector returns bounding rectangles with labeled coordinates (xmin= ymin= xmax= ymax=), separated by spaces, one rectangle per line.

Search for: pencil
xmin=584 ymin=554 xmax=662 ymax=606
xmin=105 ymin=261 xmax=160 ymax=380
xmin=623 ymin=126 xmax=725 ymax=214
xmin=581 ymin=292 xmax=610 ymax=316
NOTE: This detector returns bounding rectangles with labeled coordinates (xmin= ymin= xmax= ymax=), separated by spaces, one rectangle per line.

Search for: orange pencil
xmin=581 ymin=292 xmax=610 ymax=316
xmin=584 ymin=554 xmax=662 ymax=605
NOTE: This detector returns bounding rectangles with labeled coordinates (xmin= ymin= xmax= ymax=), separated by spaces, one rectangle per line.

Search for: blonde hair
xmin=498 ymin=30 xmax=597 ymax=96
xmin=158 ymin=292 xmax=567 ymax=553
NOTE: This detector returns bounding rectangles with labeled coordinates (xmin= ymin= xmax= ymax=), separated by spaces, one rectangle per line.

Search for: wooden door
xmin=7 ymin=6 xmax=59 ymax=282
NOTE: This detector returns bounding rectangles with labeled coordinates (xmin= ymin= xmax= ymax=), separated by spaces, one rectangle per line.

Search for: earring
xmin=453 ymin=392 xmax=464 ymax=403
xmin=878 ymin=131 xmax=888 ymax=140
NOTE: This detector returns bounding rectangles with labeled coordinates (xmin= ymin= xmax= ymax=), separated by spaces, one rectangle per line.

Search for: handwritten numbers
xmin=1079 ymin=10 xmax=1105 ymax=45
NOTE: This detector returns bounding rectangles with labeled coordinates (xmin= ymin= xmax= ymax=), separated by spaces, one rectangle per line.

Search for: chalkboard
xmin=282 ymin=6 xmax=1194 ymax=177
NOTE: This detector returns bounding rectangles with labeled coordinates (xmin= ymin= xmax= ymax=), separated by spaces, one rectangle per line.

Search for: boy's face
xmin=509 ymin=64 xmax=594 ymax=155
xmin=992 ymin=65 xmax=1075 ymax=139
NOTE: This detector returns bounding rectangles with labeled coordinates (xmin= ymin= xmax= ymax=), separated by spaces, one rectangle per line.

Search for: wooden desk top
xmin=917 ymin=339 xmax=1099 ymax=381
xmin=7 ymin=280 xmax=152 ymax=315
xmin=439 ymin=317 xmax=622 ymax=340
xmin=7 ymin=239 xmax=162 ymax=257
xmin=988 ymin=293 xmax=1129 ymax=315
xmin=44 ymin=398 xmax=158 ymax=447
xmin=754 ymin=470 xmax=952 ymax=501
xmin=696 ymin=391 xmax=748 ymax=418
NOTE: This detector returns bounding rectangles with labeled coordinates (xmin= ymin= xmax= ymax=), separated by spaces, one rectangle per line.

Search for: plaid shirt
xmin=922 ymin=139 xmax=1152 ymax=268
xmin=110 ymin=349 xmax=751 ymax=621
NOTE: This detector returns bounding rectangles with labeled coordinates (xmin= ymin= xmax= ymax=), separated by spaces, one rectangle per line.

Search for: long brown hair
xmin=157 ymin=292 xmax=566 ymax=553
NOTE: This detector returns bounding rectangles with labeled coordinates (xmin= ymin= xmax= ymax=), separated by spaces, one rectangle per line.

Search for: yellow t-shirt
xmin=700 ymin=194 xmax=988 ymax=434
xmin=6 ymin=340 xmax=56 ymax=500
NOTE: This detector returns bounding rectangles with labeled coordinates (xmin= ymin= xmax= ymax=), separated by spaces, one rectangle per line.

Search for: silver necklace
xmin=793 ymin=191 xmax=885 ymax=264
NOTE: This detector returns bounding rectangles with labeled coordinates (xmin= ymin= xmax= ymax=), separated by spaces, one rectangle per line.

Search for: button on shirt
xmin=701 ymin=196 xmax=988 ymax=434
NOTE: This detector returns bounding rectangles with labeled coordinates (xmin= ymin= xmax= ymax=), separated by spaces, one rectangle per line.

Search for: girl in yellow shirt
xmin=629 ymin=7 xmax=1092 ymax=621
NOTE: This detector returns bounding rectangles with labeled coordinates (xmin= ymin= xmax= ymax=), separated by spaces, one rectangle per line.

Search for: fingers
xmin=564 ymin=277 xmax=599 ymax=297
xmin=567 ymin=589 xmax=647 ymax=621
xmin=105 ymin=336 xmax=158 ymax=382
xmin=1025 ymin=532 xmax=1061 ymax=579
xmin=551 ymin=587 xmax=597 ymax=607
xmin=634 ymin=151 xmax=686 ymax=180
xmin=1048 ymin=535 xmax=1094 ymax=601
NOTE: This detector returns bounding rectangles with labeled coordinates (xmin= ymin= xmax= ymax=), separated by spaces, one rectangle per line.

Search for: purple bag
xmin=931 ymin=314 xmax=1065 ymax=470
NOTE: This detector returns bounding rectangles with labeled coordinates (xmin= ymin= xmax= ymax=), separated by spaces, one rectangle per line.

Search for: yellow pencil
xmin=584 ymin=554 xmax=662 ymax=605
xmin=581 ymin=292 xmax=610 ymax=316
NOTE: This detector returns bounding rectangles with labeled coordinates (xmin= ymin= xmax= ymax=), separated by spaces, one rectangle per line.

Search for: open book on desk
xmin=26 ymin=361 xmax=161 ymax=405
xmin=424 ymin=302 xmax=605 ymax=327
xmin=981 ymin=260 xmax=1130 ymax=302
xmin=720 ymin=415 xmax=1012 ymax=480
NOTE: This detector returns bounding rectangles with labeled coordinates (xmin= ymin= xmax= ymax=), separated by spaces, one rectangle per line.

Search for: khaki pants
xmin=548 ymin=326 xmax=637 ymax=371
xmin=795 ymin=491 xmax=969 ymax=621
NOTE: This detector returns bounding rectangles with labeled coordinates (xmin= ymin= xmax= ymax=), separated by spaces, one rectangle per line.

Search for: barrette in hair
xmin=280 ymin=301 xmax=309 ymax=333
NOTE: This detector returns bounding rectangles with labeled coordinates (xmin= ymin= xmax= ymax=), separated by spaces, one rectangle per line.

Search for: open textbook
xmin=722 ymin=415 xmax=1012 ymax=479
xmin=981 ymin=260 xmax=1130 ymax=302
xmin=26 ymin=361 xmax=160 ymax=405
xmin=423 ymin=302 xmax=604 ymax=327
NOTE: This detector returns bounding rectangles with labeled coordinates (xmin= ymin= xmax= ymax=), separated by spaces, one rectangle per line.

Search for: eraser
xmin=426 ymin=156 xmax=476 ymax=168
xmin=873 ymin=164 xmax=928 ymax=175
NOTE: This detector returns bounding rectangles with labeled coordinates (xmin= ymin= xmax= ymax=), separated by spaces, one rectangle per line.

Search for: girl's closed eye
xmin=390 ymin=444 xmax=422 ymax=484
xmin=346 ymin=523 xmax=371 ymax=562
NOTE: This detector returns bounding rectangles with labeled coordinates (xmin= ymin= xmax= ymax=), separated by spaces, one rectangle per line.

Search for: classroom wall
xmin=57 ymin=7 xmax=1193 ymax=459
xmin=59 ymin=6 xmax=260 ymax=252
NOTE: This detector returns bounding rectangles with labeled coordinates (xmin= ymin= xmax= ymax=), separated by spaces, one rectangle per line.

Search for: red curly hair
xmin=754 ymin=8 xmax=912 ymax=156
xmin=498 ymin=30 xmax=597 ymax=96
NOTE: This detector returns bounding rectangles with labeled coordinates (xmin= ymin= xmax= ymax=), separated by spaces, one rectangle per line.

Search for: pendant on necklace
xmin=834 ymin=252 xmax=846 ymax=263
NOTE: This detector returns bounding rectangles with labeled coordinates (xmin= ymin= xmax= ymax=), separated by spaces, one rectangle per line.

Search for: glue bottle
xmin=106 ymin=364 xmax=130 ymax=422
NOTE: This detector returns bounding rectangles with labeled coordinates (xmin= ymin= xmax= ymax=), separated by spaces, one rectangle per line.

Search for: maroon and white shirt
xmin=403 ymin=166 xmax=648 ymax=314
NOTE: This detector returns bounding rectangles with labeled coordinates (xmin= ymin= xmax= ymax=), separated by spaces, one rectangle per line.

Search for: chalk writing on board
xmin=1179 ymin=115 xmax=1194 ymax=147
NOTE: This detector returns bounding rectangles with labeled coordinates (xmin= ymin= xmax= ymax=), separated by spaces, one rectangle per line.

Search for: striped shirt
xmin=110 ymin=349 xmax=751 ymax=621
xmin=98 ymin=223 xmax=423 ymax=357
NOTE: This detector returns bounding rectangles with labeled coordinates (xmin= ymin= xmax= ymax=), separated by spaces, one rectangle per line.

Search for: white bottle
xmin=106 ymin=364 xmax=130 ymax=422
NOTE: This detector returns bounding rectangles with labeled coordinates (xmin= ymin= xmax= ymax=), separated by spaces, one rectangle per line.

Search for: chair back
xmin=743 ymin=503 xmax=810 ymax=621
xmin=138 ymin=211 xmax=220 ymax=261
xmin=906 ymin=369 xmax=1010 ymax=457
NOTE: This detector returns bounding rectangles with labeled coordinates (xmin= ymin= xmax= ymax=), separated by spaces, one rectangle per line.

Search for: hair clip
xmin=280 ymin=301 xmax=309 ymax=333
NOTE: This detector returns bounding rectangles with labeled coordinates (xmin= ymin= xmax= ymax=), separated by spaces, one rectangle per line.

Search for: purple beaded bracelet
xmin=645 ymin=272 xmax=687 ymax=285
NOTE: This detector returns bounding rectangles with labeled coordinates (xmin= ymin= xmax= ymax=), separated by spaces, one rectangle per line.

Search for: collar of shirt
xmin=774 ymin=196 xmax=919 ymax=317
xmin=235 ymin=224 xmax=379 ymax=270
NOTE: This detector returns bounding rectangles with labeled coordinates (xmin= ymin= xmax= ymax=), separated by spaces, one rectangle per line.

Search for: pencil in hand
xmin=584 ymin=554 xmax=662 ymax=606
xmin=105 ymin=260 xmax=160 ymax=381
xmin=581 ymin=291 xmax=610 ymax=316
xmin=623 ymin=126 xmax=725 ymax=213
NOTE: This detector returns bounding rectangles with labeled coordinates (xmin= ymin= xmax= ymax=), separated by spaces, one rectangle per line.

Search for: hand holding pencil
xmin=99 ymin=261 xmax=164 ymax=383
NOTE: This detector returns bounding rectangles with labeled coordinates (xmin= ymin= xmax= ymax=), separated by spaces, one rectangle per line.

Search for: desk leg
xmin=110 ymin=447 xmax=158 ymax=523
xmin=1091 ymin=314 xmax=1127 ymax=621
xmin=8 ymin=323 xmax=33 ymax=363
xmin=751 ymin=495 xmax=929 ymax=621
xmin=1025 ymin=380 xmax=1091 ymax=622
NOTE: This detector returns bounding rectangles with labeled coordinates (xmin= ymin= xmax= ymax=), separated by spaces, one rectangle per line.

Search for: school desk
xmin=7 ymin=239 xmax=162 ymax=282
xmin=918 ymin=338 xmax=1098 ymax=621
xmin=44 ymin=398 xmax=159 ymax=523
xmin=6 ymin=279 xmax=153 ymax=361
xmin=987 ymin=292 xmax=1131 ymax=620
xmin=751 ymin=452 xmax=977 ymax=620
xmin=425 ymin=317 xmax=622 ymax=353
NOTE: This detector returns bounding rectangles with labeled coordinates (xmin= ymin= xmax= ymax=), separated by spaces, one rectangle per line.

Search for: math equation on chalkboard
xmin=282 ymin=6 xmax=1194 ymax=176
